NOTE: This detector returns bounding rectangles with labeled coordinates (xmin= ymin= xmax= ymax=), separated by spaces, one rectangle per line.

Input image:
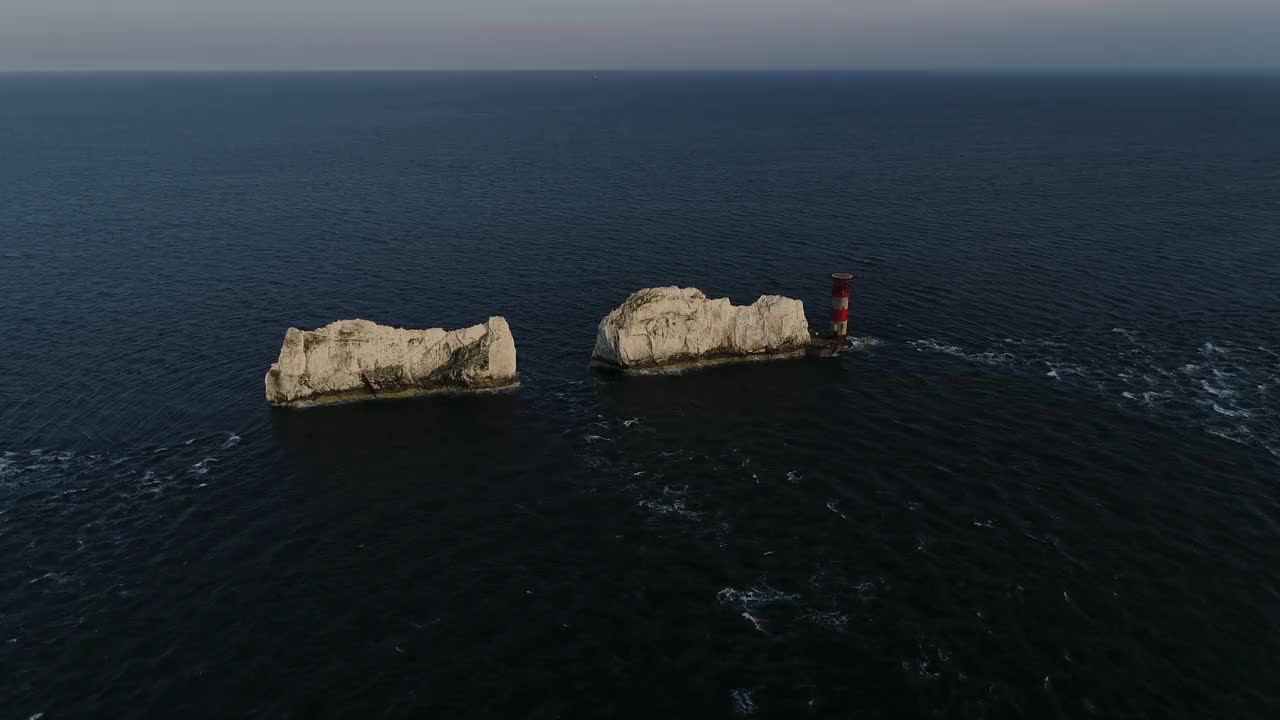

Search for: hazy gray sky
xmin=3 ymin=0 xmax=1278 ymax=71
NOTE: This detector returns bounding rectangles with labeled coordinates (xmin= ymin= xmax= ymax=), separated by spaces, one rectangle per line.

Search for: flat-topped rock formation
xmin=265 ymin=317 xmax=518 ymax=407
xmin=591 ymin=287 xmax=809 ymax=372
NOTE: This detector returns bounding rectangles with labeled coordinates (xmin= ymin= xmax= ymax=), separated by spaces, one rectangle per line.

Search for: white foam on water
xmin=191 ymin=458 xmax=218 ymax=475
xmin=731 ymin=689 xmax=757 ymax=716
xmin=136 ymin=470 xmax=167 ymax=495
xmin=0 ymin=440 xmax=229 ymax=497
xmin=804 ymin=610 xmax=849 ymax=630
xmin=910 ymin=338 xmax=964 ymax=356
xmin=903 ymin=643 xmax=952 ymax=681
xmin=1201 ymin=379 xmax=1235 ymax=398
xmin=911 ymin=332 xmax=1278 ymax=460
xmin=844 ymin=336 xmax=883 ymax=352
xmin=786 ymin=470 xmax=802 ymax=483
xmin=584 ymin=434 xmax=612 ymax=443
xmin=637 ymin=498 xmax=701 ymax=521
xmin=28 ymin=572 xmax=73 ymax=585
xmin=741 ymin=611 xmax=767 ymax=633
xmin=909 ymin=338 xmax=1016 ymax=366
xmin=903 ymin=656 xmax=941 ymax=681
xmin=717 ymin=585 xmax=800 ymax=607
xmin=20 ymin=432 xmax=253 ymax=493
xmin=1212 ymin=403 xmax=1251 ymax=418
xmin=977 ymin=351 xmax=1016 ymax=365
xmin=1121 ymin=391 xmax=1163 ymax=405
xmin=826 ymin=499 xmax=848 ymax=519
xmin=853 ymin=580 xmax=883 ymax=599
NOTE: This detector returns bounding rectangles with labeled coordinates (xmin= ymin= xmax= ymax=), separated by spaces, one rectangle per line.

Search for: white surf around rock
xmin=591 ymin=287 xmax=809 ymax=372
xmin=265 ymin=317 xmax=518 ymax=407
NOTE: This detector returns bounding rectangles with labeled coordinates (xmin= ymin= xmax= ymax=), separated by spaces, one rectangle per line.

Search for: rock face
xmin=592 ymin=287 xmax=809 ymax=372
xmin=265 ymin=317 xmax=518 ymax=406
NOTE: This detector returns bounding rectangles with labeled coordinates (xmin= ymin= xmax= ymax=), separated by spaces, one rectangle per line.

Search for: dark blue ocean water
xmin=2 ymin=72 xmax=1279 ymax=719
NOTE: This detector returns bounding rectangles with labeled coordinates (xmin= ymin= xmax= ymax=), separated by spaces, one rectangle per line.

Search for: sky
xmin=2 ymin=0 xmax=1278 ymax=71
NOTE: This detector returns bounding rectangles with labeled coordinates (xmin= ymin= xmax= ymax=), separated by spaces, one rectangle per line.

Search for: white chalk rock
xmin=265 ymin=317 xmax=518 ymax=406
xmin=592 ymin=287 xmax=809 ymax=372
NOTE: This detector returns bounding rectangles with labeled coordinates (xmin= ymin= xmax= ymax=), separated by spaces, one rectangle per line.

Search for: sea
xmin=1 ymin=72 xmax=1278 ymax=719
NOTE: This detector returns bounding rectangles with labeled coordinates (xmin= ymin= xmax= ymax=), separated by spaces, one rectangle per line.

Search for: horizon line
xmin=3 ymin=66 xmax=1280 ymax=76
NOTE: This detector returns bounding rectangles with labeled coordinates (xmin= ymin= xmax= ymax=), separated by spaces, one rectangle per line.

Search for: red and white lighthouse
xmin=830 ymin=272 xmax=852 ymax=338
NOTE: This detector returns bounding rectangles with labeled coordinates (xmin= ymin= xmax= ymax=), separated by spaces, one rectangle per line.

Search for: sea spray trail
xmin=909 ymin=330 xmax=1280 ymax=459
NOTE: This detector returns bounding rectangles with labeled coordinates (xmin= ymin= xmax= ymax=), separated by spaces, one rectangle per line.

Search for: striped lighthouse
xmin=830 ymin=272 xmax=852 ymax=338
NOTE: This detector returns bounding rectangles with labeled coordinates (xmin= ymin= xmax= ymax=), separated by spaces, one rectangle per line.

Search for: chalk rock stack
xmin=265 ymin=317 xmax=518 ymax=407
xmin=592 ymin=287 xmax=809 ymax=372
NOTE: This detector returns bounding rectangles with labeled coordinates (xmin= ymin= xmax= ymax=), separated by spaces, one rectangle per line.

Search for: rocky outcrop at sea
xmin=591 ymin=287 xmax=809 ymax=372
xmin=265 ymin=317 xmax=518 ymax=406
